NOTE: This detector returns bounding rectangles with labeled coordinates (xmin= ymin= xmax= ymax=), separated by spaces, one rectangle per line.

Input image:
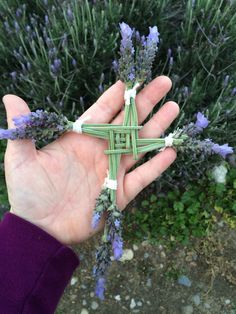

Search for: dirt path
xmin=56 ymin=226 xmax=236 ymax=314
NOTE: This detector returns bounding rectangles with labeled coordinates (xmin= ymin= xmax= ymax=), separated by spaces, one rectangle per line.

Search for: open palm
xmin=3 ymin=76 xmax=179 ymax=245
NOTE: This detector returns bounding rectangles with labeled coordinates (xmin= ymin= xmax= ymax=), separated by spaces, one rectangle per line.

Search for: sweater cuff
xmin=0 ymin=212 xmax=79 ymax=314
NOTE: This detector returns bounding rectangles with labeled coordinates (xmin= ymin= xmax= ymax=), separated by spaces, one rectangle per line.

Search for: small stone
xmin=125 ymin=295 xmax=130 ymax=300
xmin=130 ymin=298 xmax=136 ymax=309
xmin=91 ymin=301 xmax=99 ymax=310
xmin=81 ymin=309 xmax=89 ymax=314
xmin=159 ymin=264 xmax=164 ymax=269
xmin=144 ymin=253 xmax=149 ymax=259
xmin=82 ymin=300 xmax=87 ymax=306
xmin=192 ymin=294 xmax=201 ymax=306
xmin=146 ymin=278 xmax=152 ymax=287
xmin=204 ymin=303 xmax=211 ymax=309
xmin=225 ymin=299 xmax=231 ymax=305
xmin=81 ymin=284 xmax=87 ymax=289
xmin=133 ymin=244 xmax=139 ymax=251
xmin=90 ymin=292 xmax=95 ymax=298
xmin=120 ymin=249 xmax=134 ymax=262
xmin=70 ymin=276 xmax=78 ymax=285
xmin=141 ymin=240 xmax=149 ymax=247
xmin=137 ymin=301 xmax=142 ymax=306
xmin=160 ymin=251 xmax=166 ymax=258
xmin=159 ymin=245 xmax=163 ymax=250
xmin=182 ymin=305 xmax=193 ymax=314
xmin=147 ymin=301 xmax=151 ymax=305
xmin=115 ymin=295 xmax=121 ymax=301
xmin=178 ymin=275 xmax=192 ymax=287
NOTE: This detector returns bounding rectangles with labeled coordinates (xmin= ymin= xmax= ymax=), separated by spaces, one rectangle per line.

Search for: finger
xmin=122 ymin=101 xmax=179 ymax=170
xmin=2 ymin=94 xmax=36 ymax=162
xmin=112 ymin=75 xmax=172 ymax=125
xmin=80 ymin=80 xmax=125 ymax=123
xmin=124 ymin=148 xmax=176 ymax=202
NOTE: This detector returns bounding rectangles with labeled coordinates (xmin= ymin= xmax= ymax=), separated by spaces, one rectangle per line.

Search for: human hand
xmin=2 ymin=76 xmax=179 ymax=245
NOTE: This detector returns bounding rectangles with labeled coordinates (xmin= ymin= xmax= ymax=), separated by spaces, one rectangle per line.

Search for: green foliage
xmin=124 ymin=166 xmax=236 ymax=245
xmin=0 ymin=0 xmax=235 ymax=224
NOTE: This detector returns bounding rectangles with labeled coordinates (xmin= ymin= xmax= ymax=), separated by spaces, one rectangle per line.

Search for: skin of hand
xmin=2 ymin=76 xmax=179 ymax=246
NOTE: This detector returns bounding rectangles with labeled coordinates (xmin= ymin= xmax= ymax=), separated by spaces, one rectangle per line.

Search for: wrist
xmin=9 ymin=207 xmax=67 ymax=246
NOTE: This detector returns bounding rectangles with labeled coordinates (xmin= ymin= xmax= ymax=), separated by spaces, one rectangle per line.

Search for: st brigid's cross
xmin=72 ymin=83 xmax=183 ymax=206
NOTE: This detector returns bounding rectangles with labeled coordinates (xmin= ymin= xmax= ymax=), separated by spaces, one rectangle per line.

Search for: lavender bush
xmin=0 ymin=21 xmax=233 ymax=299
xmin=0 ymin=0 xmax=235 ymax=298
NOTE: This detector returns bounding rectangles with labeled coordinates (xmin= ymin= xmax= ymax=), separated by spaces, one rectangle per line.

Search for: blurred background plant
xmin=0 ymin=0 xmax=235 ymax=242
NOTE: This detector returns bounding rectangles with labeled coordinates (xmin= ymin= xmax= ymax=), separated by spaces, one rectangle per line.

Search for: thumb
xmin=2 ymin=94 xmax=36 ymax=163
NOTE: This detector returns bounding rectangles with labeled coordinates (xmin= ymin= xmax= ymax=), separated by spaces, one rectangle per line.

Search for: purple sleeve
xmin=0 ymin=212 xmax=79 ymax=314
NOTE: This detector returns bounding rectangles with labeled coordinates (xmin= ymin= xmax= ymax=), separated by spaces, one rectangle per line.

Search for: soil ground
xmin=56 ymin=224 xmax=236 ymax=314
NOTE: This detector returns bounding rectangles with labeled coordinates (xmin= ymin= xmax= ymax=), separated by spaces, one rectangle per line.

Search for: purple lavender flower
xmin=95 ymin=277 xmax=106 ymax=300
xmin=67 ymin=6 xmax=74 ymax=21
xmin=48 ymin=47 xmax=57 ymax=59
xmin=231 ymin=87 xmax=236 ymax=96
xmin=135 ymin=30 xmax=140 ymax=42
xmin=25 ymin=25 xmax=31 ymax=33
xmin=147 ymin=26 xmax=160 ymax=46
xmin=92 ymin=212 xmax=101 ymax=229
xmin=167 ymin=48 xmax=172 ymax=58
xmin=195 ymin=112 xmax=209 ymax=129
xmin=14 ymin=21 xmax=20 ymax=31
xmin=116 ymin=23 xmax=159 ymax=84
xmin=181 ymin=112 xmax=209 ymax=137
xmin=112 ymin=60 xmax=119 ymax=73
xmin=50 ymin=59 xmax=62 ymax=75
xmin=4 ymin=21 xmax=11 ymax=33
xmin=16 ymin=8 xmax=22 ymax=18
xmin=27 ymin=62 xmax=31 ymax=71
xmin=140 ymin=35 xmax=146 ymax=47
xmin=0 ymin=110 xmax=69 ymax=142
xmin=114 ymin=219 xmax=120 ymax=228
xmin=46 ymin=37 xmax=53 ymax=48
xmin=185 ymin=138 xmax=234 ymax=160
xmin=119 ymin=22 xmax=133 ymax=52
xmin=10 ymin=72 xmax=17 ymax=82
xmin=136 ymin=25 xmax=160 ymax=83
xmin=61 ymin=33 xmax=68 ymax=47
xmin=112 ymin=235 xmax=123 ymax=260
xmin=223 ymin=75 xmax=230 ymax=87
xmin=183 ymin=86 xmax=189 ymax=98
xmin=72 ymin=58 xmax=77 ymax=67
xmin=45 ymin=15 xmax=49 ymax=25
xmin=169 ymin=56 xmax=174 ymax=67
xmin=118 ymin=22 xmax=135 ymax=83
xmin=212 ymin=143 xmax=233 ymax=158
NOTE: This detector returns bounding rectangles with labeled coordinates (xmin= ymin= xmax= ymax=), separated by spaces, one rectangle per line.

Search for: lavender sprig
xmin=92 ymin=202 xmax=123 ymax=299
xmin=177 ymin=112 xmax=233 ymax=158
xmin=91 ymin=188 xmax=111 ymax=229
xmin=116 ymin=22 xmax=160 ymax=85
xmin=0 ymin=110 xmax=70 ymax=142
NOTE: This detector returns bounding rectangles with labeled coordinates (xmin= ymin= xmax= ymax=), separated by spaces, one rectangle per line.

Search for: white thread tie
xmin=124 ymin=82 xmax=140 ymax=105
xmin=72 ymin=115 xmax=91 ymax=133
xmin=103 ymin=171 xmax=118 ymax=190
xmin=165 ymin=133 xmax=174 ymax=147
xmin=159 ymin=133 xmax=174 ymax=151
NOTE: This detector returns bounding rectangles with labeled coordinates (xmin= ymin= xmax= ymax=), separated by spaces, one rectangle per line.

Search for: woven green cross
xmin=71 ymin=85 xmax=184 ymax=206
